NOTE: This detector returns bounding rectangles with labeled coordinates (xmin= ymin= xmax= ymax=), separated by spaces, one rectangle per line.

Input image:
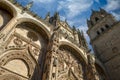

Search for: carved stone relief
xmin=13 ymin=37 xmax=23 ymax=46
xmin=57 ymin=49 xmax=83 ymax=80
xmin=0 ymin=51 xmax=35 ymax=78
xmin=0 ymin=74 xmax=21 ymax=80
xmin=27 ymin=31 xmax=38 ymax=41
xmin=3 ymin=32 xmax=41 ymax=61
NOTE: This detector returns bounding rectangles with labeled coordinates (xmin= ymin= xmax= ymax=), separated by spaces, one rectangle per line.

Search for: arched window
xmin=95 ymin=17 xmax=99 ymax=22
xmin=105 ymin=24 xmax=109 ymax=29
xmin=91 ymin=21 xmax=93 ymax=26
xmin=101 ymin=28 xmax=104 ymax=32
xmin=97 ymin=31 xmax=100 ymax=35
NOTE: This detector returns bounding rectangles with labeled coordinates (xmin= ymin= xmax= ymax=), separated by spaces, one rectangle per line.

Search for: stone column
xmin=43 ymin=29 xmax=60 ymax=80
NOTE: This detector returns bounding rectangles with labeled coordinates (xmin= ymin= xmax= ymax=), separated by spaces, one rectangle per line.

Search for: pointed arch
xmin=0 ymin=1 xmax=17 ymax=30
xmin=0 ymin=1 xmax=17 ymax=17
xmin=16 ymin=18 xmax=51 ymax=41
xmin=59 ymin=41 xmax=88 ymax=64
xmin=0 ymin=50 xmax=35 ymax=78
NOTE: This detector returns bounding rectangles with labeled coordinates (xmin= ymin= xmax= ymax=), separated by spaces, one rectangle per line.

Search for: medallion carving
xmin=13 ymin=38 xmax=23 ymax=46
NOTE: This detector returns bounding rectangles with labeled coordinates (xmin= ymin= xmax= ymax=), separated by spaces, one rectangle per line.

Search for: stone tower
xmin=87 ymin=9 xmax=120 ymax=80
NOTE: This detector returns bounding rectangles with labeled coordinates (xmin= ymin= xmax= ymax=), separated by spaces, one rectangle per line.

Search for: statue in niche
xmin=50 ymin=26 xmax=60 ymax=42
xmin=57 ymin=50 xmax=83 ymax=80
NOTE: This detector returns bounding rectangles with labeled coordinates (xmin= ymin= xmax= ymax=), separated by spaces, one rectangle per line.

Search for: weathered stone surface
xmin=0 ymin=0 xmax=114 ymax=80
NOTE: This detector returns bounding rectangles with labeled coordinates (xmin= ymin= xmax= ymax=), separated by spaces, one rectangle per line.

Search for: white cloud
xmin=32 ymin=0 xmax=55 ymax=3
xmin=104 ymin=0 xmax=120 ymax=20
xmin=111 ymin=12 xmax=120 ymax=20
xmin=60 ymin=15 xmax=66 ymax=21
xmin=58 ymin=0 xmax=93 ymax=18
xmin=104 ymin=0 xmax=120 ymax=11
xmin=95 ymin=0 xmax=99 ymax=3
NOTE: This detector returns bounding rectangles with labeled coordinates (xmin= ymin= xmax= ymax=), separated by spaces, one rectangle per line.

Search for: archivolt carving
xmin=3 ymin=32 xmax=41 ymax=60
xmin=0 ymin=1 xmax=17 ymax=17
xmin=15 ymin=19 xmax=50 ymax=41
xmin=0 ymin=2 xmax=14 ymax=30
xmin=0 ymin=74 xmax=21 ymax=80
xmin=0 ymin=10 xmax=12 ymax=31
xmin=28 ymin=45 xmax=40 ymax=61
xmin=57 ymin=49 xmax=83 ymax=80
xmin=0 ymin=51 xmax=35 ymax=78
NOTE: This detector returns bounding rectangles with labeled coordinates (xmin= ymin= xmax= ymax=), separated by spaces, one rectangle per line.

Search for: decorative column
xmin=42 ymin=27 xmax=60 ymax=80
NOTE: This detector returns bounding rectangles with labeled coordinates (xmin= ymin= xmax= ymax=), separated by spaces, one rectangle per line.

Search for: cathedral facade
xmin=0 ymin=0 xmax=114 ymax=80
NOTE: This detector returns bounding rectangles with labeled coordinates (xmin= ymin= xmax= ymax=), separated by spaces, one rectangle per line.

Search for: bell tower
xmin=87 ymin=9 xmax=120 ymax=80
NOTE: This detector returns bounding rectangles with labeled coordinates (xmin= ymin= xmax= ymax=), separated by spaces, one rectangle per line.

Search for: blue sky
xmin=16 ymin=0 xmax=120 ymax=50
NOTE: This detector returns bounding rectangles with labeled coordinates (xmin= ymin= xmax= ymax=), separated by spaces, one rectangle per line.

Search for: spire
xmin=91 ymin=9 xmax=95 ymax=13
xmin=25 ymin=1 xmax=33 ymax=10
xmin=87 ymin=19 xmax=90 ymax=25
xmin=87 ymin=19 xmax=92 ymax=28
xmin=65 ymin=19 xmax=69 ymax=26
xmin=54 ymin=12 xmax=60 ymax=20
xmin=81 ymin=30 xmax=88 ymax=50
xmin=21 ymin=1 xmax=33 ymax=14
xmin=47 ymin=12 xmax=50 ymax=16
xmin=45 ymin=12 xmax=50 ymax=21
xmin=91 ymin=9 xmax=98 ymax=15
xmin=65 ymin=18 xmax=67 ymax=22
xmin=72 ymin=26 xmax=76 ymax=33
xmin=77 ymin=29 xmax=83 ymax=46
xmin=100 ymin=8 xmax=106 ymax=13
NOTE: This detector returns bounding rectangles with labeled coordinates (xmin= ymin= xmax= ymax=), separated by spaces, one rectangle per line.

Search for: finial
xmin=45 ymin=12 xmax=50 ymax=21
xmin=65 ymin=18 xmax=67 ymax=22
xmin=45 ymin=12 xmax=50 ymax=17
xmin=100 ymin=8 xmax=106 ymax=13
xmin=91 ymin=9 xmax=97 ymax=14
xmin=21 ymin=1 xmax=34 ymax=14
xmin=25 ymin=1 xmax=34 ymax=10
xmin=73 ymin=26 xmax=76 ymax=32
xmin=54 ymin=12 xmax=60 ymax=20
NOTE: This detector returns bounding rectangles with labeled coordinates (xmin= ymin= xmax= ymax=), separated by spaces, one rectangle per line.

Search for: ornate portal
xmin=0 ymin=0 xmax=109 ymax=80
